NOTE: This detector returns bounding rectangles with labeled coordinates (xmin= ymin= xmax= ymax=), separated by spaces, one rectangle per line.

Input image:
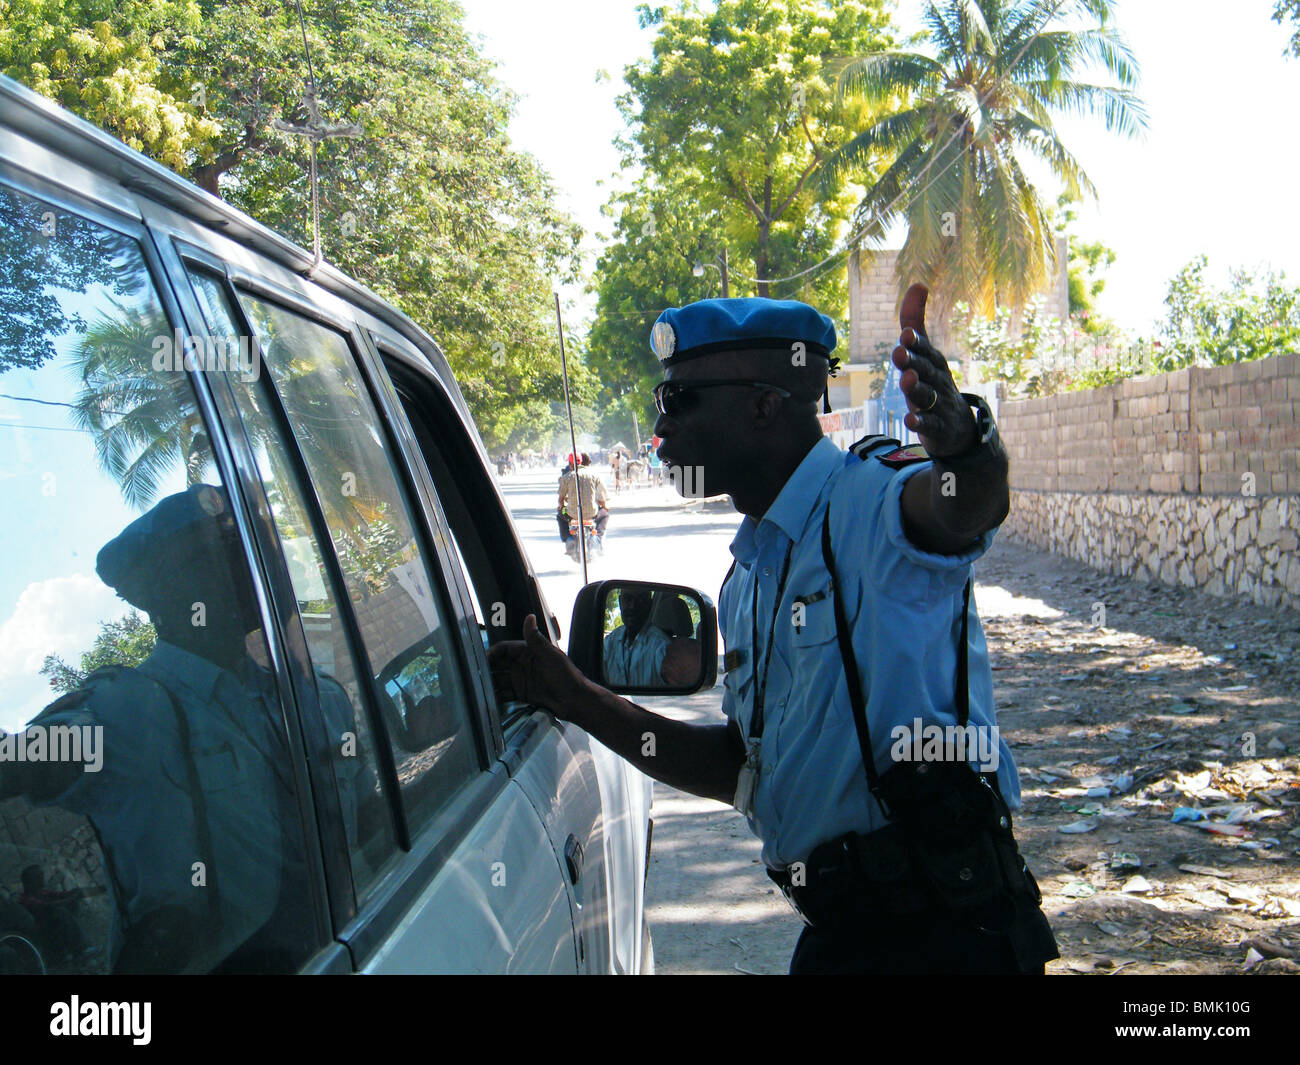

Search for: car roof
xmin=0 ymin=73 xmax=478 ymax=439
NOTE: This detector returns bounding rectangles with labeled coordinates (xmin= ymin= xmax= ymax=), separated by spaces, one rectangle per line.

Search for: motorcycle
xmin=566 ymin=516 xmax=603 ymax=560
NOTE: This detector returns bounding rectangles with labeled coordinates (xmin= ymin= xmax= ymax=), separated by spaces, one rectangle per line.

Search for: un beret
xmin=96 ymin=484 xmax=229 ymax=609
xmin=650 ymin=297 xmax=837 ymax=367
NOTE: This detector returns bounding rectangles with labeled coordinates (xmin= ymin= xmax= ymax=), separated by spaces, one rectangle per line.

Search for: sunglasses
xmin=652 ymin=379 xmax=792 ymax=417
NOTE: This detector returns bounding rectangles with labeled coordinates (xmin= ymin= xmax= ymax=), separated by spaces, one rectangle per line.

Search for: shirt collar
xmin=730 ymin=436 xmax=842 ymax=563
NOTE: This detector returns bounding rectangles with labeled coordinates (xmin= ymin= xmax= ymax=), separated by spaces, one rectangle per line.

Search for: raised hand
xmin=893 ymin=283 xmax=976 ymax=459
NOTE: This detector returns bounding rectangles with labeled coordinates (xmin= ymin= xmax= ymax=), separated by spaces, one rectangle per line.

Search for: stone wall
xmin=998 ymin=352 xmax=1300 ymax=611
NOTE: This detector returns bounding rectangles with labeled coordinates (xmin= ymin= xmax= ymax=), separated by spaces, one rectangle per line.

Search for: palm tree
xmin=828 ymin=0 xmax=1147 ymax=317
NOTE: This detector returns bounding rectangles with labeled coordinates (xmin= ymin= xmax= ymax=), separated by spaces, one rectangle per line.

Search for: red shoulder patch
xmin=875 ymin=444 xmax=930 ymax=468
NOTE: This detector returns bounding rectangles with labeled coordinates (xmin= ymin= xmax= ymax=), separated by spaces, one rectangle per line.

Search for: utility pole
xmin=720 ymin=246 xmax=729 ymax=298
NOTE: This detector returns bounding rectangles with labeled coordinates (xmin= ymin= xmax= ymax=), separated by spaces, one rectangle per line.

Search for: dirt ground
xmin=644 ymin=531 xmax=1300 ymax=975
xmin=977 ymin=535 xmax=1300 ymax=975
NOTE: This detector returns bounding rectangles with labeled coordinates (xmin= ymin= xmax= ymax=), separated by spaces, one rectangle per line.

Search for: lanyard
xmin=747 ymin=541 xmax=794 ymax=741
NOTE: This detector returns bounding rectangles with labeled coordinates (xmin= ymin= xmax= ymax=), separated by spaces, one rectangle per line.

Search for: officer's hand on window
xmin=488 ymin=614 xmax=593 ymax=717
xmin=892 ymin=283 xmax=977 ymax=458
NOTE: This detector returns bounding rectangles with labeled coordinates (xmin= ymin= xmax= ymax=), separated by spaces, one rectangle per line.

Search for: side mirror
xmin=568 ymin=581 xmax=718 ymax=696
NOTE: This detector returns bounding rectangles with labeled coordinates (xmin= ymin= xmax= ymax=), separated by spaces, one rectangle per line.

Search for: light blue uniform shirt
xmin=720 ymin=436 xmax=1020 ymax=870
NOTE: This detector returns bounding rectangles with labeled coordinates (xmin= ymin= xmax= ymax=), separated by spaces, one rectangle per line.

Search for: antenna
xmin=273 ymin=0 xmax=364 ymax=269
xmin=554 ymin=293 xmax=588 ymax=584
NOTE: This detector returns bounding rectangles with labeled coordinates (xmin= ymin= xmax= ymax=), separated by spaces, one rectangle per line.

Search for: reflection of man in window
xmin=603 ymin=588 xmax=671 ymax=687
xmin=0 ymin=484 xmax=366 ymax=973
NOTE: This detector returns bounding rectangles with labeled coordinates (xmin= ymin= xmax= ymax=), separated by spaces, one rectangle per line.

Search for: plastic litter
xmin=1061 ymin=881 xmax=1096 ymax=898
xmin=1122 ymin=875 xmax=1152 ymax=894
xmin=1060 ymin=820 xmax=1099 ymax=834
xmin=1110 ymin=853 xmax=1142 ymax=872
xmin=1172 ymin=807 xmax=1206 ymax=823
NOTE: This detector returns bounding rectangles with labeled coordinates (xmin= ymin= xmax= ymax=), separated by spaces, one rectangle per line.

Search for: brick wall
xmin=998 ymin=352 xmax=1300 ymax=610
xmin=1001 ymin=355 xmax=1300 ymax=496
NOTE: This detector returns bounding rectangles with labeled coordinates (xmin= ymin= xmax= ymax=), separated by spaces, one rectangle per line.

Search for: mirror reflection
xmin=601 ymin=586 xmax=703 ymax=691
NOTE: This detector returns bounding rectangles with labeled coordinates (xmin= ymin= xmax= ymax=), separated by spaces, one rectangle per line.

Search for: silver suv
xmin=0 ymin=74 xmax=711 ymax=975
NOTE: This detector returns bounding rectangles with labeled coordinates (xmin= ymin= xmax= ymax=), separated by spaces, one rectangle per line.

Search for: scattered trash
xmin=1111 ymin=772 xmax=1134 ymax=793
xmin=1243 ymin=947 xmax=1265 ymax=971
xmin=1216 ymin=883 xmax=1263 ymax=905
xmin=1240 ymin=936 xmax=1295 ymax=960
xmin=1122 ymin=875 xmax=1152 ymax=894
xmin=1193 ymin=821 xmax=1249 ymax=837
xmin=1078 ymin=802 xmax=1105 ymax=816
xmin=1060 ymin=820 xmax=1099 ymax=834
xmin=1110 ymin=853 xmax=1142 ymax=872
xmin=1086 ymin=786 xmax=1112 ymax=798
xmin=1061 ymin=881 xmax=1097 ymax=898
xmin=1172 ymin=807 xmax=1206 ymax=823
xmin=1178 ymin=864 xmax=1234 ymax=879
xmin=1267 ymin=737 xmax=1287 ymax=752
xmin=1096 ymin=921 xmax=1125 ymax=937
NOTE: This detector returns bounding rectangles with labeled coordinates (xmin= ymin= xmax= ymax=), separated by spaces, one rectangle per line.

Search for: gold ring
xmin=921 ymin=390 xmax=938 ymax=411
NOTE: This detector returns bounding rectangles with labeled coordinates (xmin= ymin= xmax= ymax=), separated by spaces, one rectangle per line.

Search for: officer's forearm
xmin=903 ymin=444 xmax=1010 ymax=553
xmin=564 ymin=684 xmax=743 ymax=805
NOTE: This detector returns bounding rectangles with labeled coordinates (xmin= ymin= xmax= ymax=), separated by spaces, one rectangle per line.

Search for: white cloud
xmin=0 ymin=574 xmax=125 ymax=680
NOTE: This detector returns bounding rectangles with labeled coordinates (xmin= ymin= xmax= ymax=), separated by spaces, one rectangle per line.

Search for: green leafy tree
xmin=829 ymin=0 xmax=1147 ymax=318
xmin=1 ymin=0 xmax=585 ymax=452
xmin=1274 ymin=0 xmax=1300 ymax=57
xmin=590 ymin=0 xmax=893 ymax=431
xmin=41 ymin=612 xmax=158 ymax=695
xmin=1052 ymin=194 xmax=1116 ymax=334
xmin=1155 ymin=256 xmax=1300 ymax=370
xmin=0 ymin=0 xmax=218 ymax=170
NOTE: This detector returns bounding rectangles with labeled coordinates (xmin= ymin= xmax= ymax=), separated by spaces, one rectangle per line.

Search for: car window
xmin=232 ymin=293 xmax=482 ymax=842
xmin=0 ymin=181 xmax=321 ymax=974
xmin=185 ymin=267 xmax=400 ymax=900
xmin=381 ymin=351 xmax=537 ymax=728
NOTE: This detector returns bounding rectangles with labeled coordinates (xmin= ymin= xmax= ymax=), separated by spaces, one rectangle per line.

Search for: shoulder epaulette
xmin=875 ymin=443 xmax=930 ymax=469
xmin=848 ymin=434 xmax=900 ymax=460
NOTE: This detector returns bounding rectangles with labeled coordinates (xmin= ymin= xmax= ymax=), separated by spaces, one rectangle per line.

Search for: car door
xmin=155 ymin=236 xmax=582 ymax=972
xmin=374 ymin=335 xmax=630 ymax=973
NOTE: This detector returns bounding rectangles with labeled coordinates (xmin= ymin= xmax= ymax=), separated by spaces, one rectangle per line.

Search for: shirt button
xmin=763 ymin=567 xmax=772 ymax=577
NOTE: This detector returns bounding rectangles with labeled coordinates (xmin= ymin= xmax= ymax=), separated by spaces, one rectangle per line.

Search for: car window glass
xmin=186 ymin=268 xmax=399 ymax=899
xmin=234 ymin=293 xmax=481 ymax=836
xmin=0 ymin=182 xmax=320 ymax=974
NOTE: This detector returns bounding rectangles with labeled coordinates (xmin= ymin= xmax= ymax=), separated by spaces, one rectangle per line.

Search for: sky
xmin=461 ymin=0 xmax=1300 ymax=336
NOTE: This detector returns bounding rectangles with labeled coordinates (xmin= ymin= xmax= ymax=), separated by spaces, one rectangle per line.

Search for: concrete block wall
xmin=997 ymin=353 xmax=1300 ymax=611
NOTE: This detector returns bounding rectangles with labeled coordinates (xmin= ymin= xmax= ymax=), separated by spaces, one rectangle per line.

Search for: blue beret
xmin=97 ymin=484 xmax=230 ymax=608
xmin=650 ymin=297 xmax=836 ymax=367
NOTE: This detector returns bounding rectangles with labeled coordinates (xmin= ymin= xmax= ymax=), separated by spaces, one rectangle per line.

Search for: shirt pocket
xmin=791 ymin=586 xmax=838 ymax=648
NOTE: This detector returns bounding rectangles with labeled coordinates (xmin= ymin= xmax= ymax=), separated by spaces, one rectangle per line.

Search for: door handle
xmin=564 ymin=833 xmax=584 ymax=884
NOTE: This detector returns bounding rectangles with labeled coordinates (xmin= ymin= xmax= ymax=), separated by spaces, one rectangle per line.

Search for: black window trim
xmin=167 ymin=238 xmax=363 ymax=931
xmin=362 ymin=331 xmax=506 ymax=757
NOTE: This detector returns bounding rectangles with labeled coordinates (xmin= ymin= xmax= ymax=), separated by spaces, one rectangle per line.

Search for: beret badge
xmin=650 ymin=320 xmax=677 ymax=362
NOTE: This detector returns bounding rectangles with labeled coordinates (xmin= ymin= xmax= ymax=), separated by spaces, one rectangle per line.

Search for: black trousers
xmin=789 ymin=905 xmax=1048 ymax=975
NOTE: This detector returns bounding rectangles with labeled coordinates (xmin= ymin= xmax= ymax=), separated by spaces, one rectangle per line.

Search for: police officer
xmin=489 ymin=285 xmax=1057 ymax=974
